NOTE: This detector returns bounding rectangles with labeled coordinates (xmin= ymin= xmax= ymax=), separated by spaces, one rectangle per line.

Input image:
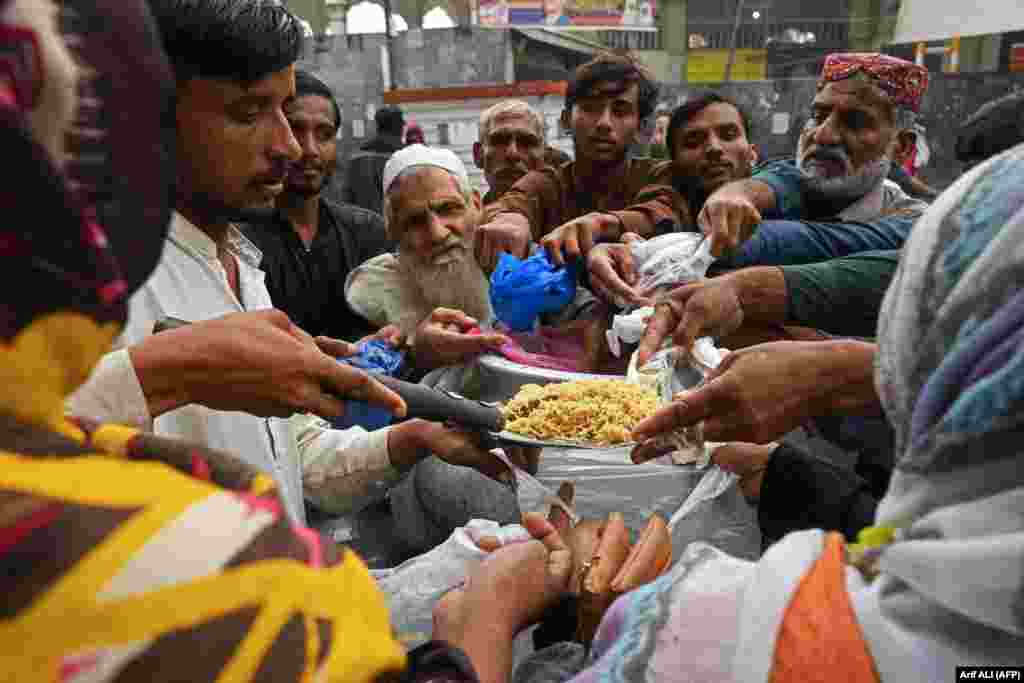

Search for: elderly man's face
xmin=672 ymin=102 xmax=757 ymax=195
xmin=389 ymin=167 xmax=482 ymax=266
xmin=797 ymin=80 xmax=897 ymax=201
xmin=175 ymin=65 xmax=301 ymax=219
xmin=474 ymin=112 xmax=545 ymax=198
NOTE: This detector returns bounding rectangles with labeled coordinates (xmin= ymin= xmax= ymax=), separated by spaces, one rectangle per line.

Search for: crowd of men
xmin=70 ymin=0 xmax=1010 ymax=564
xmin=5 ymin=0 xmax=1024 ymax=679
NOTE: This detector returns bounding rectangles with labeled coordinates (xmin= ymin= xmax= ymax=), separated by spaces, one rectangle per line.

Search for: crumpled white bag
xmin=631 ymin=232 xmax=714 ymax=295
xmin=606 ymin=233 xmax=714 ymax=356
xmin=373 ymin=520 xmax=532 ymax=648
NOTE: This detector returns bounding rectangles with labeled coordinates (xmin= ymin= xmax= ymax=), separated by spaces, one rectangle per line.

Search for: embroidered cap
xmin=820 ymin=53 xmax=929 ymax=112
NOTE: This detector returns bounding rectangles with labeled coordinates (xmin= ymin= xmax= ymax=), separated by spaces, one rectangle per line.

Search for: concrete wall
xmin=300 ymin=28 xmax=514 ymax=196
xmin=304 ymin=28 xmax=1024 ymax=201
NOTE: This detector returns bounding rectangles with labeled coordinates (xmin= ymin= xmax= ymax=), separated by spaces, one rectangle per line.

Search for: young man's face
xmin=283 ymin=93 xmax=338 ymax=199
xmin=671 ymin=102 xmax=757 ymax=195
xmin=797 ymin=80 xmax=897 ymax=200
xmin=174 ymin=65 xmax=301 ymax=220
xmin=473 ymin=111 xmax=545 ymax=198
xmin=565 ymin=81 xmax=641 ymax=166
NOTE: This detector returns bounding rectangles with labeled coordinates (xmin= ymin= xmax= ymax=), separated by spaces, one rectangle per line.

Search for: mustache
xmin=251 ymin=169 xmax=287 ymax=186
xmin=802 ymin=146 xmax=850 ymax=166
xmin=429 ymin=236 xmax=468 ymax=263
xmin=289 ymin=160 xmax=324 ymax=173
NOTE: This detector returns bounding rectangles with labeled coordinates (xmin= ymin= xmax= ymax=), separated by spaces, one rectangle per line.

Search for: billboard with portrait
xmin=478 ymin=0 xmax=656 ymax=30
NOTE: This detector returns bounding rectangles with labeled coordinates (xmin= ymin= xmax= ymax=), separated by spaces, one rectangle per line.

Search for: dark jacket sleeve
xmin=780 ymin=250 xmax=901 ymax=338
xmin=713 ymin=215 xmax=914 ymax=270
xmin=757 ymin=442 xmax=878 ymax=543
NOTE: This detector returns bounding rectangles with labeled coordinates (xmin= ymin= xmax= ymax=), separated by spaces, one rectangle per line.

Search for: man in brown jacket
xmin=475 ymin=53 xmax=688 ymax=272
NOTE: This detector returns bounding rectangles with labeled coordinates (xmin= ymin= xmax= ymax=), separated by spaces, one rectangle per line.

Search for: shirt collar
xmin=169 ymin=211 xmax=264 ymax=269
xmin=837 ymin=179 xmax=893 ymax=223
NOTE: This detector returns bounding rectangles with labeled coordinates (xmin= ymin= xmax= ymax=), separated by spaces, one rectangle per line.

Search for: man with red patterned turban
xmin=694 ymin=53 xmax=932 ymax=269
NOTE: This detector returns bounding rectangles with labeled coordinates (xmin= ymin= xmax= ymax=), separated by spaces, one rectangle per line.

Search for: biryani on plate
xmin=502 ymin=378 xmax=660 ymax=446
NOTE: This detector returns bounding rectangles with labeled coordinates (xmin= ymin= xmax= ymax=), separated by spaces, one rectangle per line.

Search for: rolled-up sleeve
xmin=612 ymin=184 xmax=691 ymax=237
xmin=293 ymin=414 xmax=403 ymax=515
xmin=494 ymin=168 xmax=564 ymax=241
xmin=66 ymin=348 xmax=153 ymax=429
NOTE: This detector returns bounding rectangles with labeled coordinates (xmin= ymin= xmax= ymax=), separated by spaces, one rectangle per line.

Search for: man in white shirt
xmin=69 ymin=0 xmax=509 ymax=525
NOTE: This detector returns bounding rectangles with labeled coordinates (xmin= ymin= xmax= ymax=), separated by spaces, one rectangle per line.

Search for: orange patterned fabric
xmin=769 ymin=533 xmax=879 ymax=683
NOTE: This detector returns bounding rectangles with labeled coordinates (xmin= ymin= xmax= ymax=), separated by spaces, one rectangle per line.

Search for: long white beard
xmin=396 ymin=245 xmax=494 ymax=337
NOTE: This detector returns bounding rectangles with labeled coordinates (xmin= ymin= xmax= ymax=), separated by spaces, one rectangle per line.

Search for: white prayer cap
xmin=382 ymin=144 xmax=470 ymax=195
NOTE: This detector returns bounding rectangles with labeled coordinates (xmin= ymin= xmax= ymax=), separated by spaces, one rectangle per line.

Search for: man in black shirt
xmin=244 ymin=70 xmax=393 ymax=342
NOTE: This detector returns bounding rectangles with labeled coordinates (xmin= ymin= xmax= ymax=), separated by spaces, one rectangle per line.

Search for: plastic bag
xmin=372 ymin=520 xmax=533 ymax=648
xmin=332 ymin=339 xmax=406 ymax=430
xmin=342 ymin=338 xmax=406 ymax=375
xmin=631 ymin=232 xmax=714 ymax=295
xmin=607 ymin=306 xmax=654 ymax=358
xmin=605 ymin=235 xmax=714 ymax=355
xmin=528 ymin=447 xmax=761 ymax=561
xmin=626 ymin=338 xmax=726 ymax=466
xmin=490 ymin=251 xmax=579 ymax=332
xmin=496 ymin=325 xmax=595 ymax=373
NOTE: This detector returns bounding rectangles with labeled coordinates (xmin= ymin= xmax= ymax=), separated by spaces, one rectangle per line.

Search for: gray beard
xmin=396 ymin=247 xmax=495 ymax=336
xmin=797 ymin=154 xmax=891 ymax=205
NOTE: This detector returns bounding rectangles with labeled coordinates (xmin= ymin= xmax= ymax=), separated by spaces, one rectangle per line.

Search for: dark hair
xmin=565 ymin=52 xmax=660 ymax=121
xmin=955 ymin=90 xmax=1024 ymax=166
xmin=666 ymin=92 xmax=753 ymax=155
xmin=375 ymin=106 xmax=406 ymax=135
xmin=148 ymin=0 xmax=304 ymax=86
xmin=293 ymin=70 xmax=341 ymax=132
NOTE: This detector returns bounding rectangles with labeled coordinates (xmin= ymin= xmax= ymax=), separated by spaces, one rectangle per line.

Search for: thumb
xmin=316 ymin=336 xmax=357 ymax=358
xmin=617 ymin=247 xmax=638 ymax=286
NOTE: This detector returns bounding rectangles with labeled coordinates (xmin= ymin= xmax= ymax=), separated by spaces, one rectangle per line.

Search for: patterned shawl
xmin=0 ymin=2 xmax=406 ymax=680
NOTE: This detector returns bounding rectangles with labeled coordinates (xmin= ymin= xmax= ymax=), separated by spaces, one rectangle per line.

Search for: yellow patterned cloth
xmin=0 ymin=388 xmax=405 ymax=683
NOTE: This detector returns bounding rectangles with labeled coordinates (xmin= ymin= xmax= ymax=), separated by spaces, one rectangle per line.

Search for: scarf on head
xmin=0 ymin=3 xmax=406 ymax=681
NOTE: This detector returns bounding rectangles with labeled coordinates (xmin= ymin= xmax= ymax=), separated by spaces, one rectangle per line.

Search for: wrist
xmin=386 ymin=418 xmax=429 ymax=470
xmin=731 ymin=266 xmax=789 ymax=325
xmin=450 ymin=597 xmax=519 ymax=646
xmin=602 ymin=211 xmax=626 ymax=240
xmin=128 ymin=333 xmax=193 ymax=418
xmin=810 ymin=340 xmax=879 ymax=416
xmin=442 ymin=612 xmax=516 ymax=683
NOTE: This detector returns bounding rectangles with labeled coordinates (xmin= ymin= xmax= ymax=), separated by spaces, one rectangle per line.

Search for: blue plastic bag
xmin=332 ymin=339 xmax=406 ymax=431
xmin=489 ymin=251 xmax=579 ymax=332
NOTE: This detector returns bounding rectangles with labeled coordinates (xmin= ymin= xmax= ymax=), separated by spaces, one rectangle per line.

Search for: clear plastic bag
xmin=373 ymin=519 xmax=532 ymax=648
xmin=606 ymin=234 xmax=714 ymax=355
xmin=522 ymin=447 xmax=761 ymax=562
xmin=631 ymin=232 xmax=714 ymax=295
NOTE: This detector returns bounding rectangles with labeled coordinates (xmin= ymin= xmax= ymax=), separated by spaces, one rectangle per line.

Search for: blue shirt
xmin=715 ymin=159 xmax=929 ymax=269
